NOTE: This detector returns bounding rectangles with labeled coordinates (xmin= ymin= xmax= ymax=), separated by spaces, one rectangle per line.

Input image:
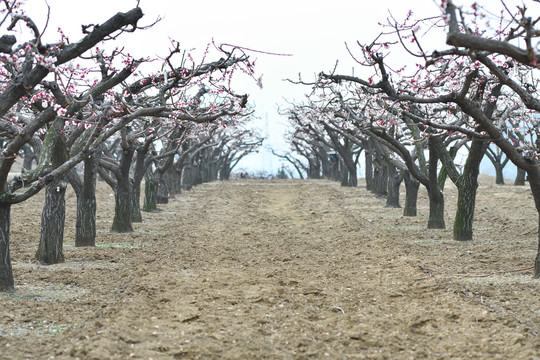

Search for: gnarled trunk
xmin=453 ymin=176 xmax=477 ymax=241
xmin=36 ymin=180 xmax=67 ymax=264
xmin=74 ymin=156 xmax=98 ymax=247
xmin=453 ymin=139 xmax=486 ymax=241
xmin=37 ymin=132 xmax=68 ymax=264
xmin=111 ymin=181 xmax=133 ymax=232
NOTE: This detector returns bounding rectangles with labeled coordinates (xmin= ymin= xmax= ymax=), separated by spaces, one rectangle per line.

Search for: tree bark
xmin=365 ymin=148 xmax=373 ymax=191
xmin=131 ymin=178 xmax=142 ymax=222
xmin=453 ymin=139 xmax=487 ymax=241
xmin=156 ymin=177 xmax=169 ymax=204
xmin=77 ymin=158 xmax=97 ymax=246
xmin=515 ymin=167 xmax=526 ymax=186
xmin=373 ymin=160 xmax=388 ymax=197
xmin=428 ymin=141 xmax=445 ymax=229
xmin=143 ymin=170 xmax=157 ymax=212
xmin=385 ymin=163 xmax=402 ymax=208
xmin=36 ymin=126 xmax=68 ymax=264
xmin=71 ymin=155 xmax=98 ymax=247
xmin=111 ymin=147 xmax=135 ymax=233
xmin=494 ymin=163 xmax=505 ymax=185
xmin=535 ymin=217 xmax=540 ymax=278
xmin=527 ymin=173 xmax=540 ymax=278
xmin=0 ymin=205 xmax=14 ymax=291
xmin=403 ymin=171 xmax=419 ymax=216
xmin=112 ymin=181 xmax=133 ymax=232
xmin=36 ymin=180 xmax=67 ymax=264
xmin=340 ymin=164 xmax=349 ymax=187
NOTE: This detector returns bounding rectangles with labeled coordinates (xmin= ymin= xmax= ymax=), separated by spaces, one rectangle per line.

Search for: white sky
xmin=21 ymin=0 xmax=530 ymax=176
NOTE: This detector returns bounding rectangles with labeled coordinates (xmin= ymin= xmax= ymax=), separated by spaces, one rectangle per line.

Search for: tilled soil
xmin=1 ymin=177 xmax=540 ymax=359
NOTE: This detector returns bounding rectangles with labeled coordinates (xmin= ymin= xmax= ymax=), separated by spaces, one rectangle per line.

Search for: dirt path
xmin=1 ymin=179 xmax=540 ymax=359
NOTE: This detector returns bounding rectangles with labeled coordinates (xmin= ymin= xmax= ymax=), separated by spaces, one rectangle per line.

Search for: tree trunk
xmin=348 ymin=166 xmax=358 ymax=187
xmin=163 ymin=168 xmax=178 ymax=198
xmin=373 ymin=161 xmax=388 ymax=197
xmin=515 ymin=167 xmax=526 ymax=186
xmin=526 ymin=173 xmax=540 ymax=278
xmin=143 ymin=170 xmax=157 ymax=212
xmin=36 ymin=180 xmax=67 ymax=264
xmin=428 ymin=141 xmax=445 ymax=229
xmin=131 ymin=178 xmax=142 ymax=223
xmin=193 ymin=164 xmax=203 ymax=186
xmin=403 ymin=171 xmax=419 ymax=217
xmin=156 ymin=177 xmax=169 ymax=204
xmin=111 ymin=181 xmax=133 ymax=232
xmin=111 ymin=146 xmax=135 ymax=233
xmin=37 ymin=131 xmax=68 ymax=264
xmin=365 ymin=149 xmax=373 ymax=191
xmin=75 ymin=156 xmax=98 ymax=247
xmin=182 ymin=165 xmax=194 ymax=191
xmin=308 ymin=157 xmax=320 ymax=179
xmin=494 ymin=163 xmax=505 ymax=185
xmin=535 ymin=216 xmax=540 ymax=279
xmin=340 ymin=164 xmax=349 ymax=187
xmin=0 ymin=205 xmax=14 ymax=291
xmin=453 ymin=139 xmax=487 ymax=241
xmin=329 ymin=154 xmax=340 ymax=181
xmin=453 ymin=176 xmax=477 ymax=241
xmin=428 ymin=187 xmax=445 ymax=229
xmin=385 ymin=163 xmax=402 ymax=208
xmin=220 ymin=163 xmax=231 ymax=181
xmin=75 ymin=191 xmax=96 ymax=247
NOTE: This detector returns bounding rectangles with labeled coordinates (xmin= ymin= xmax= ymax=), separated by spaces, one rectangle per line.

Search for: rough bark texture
xmin=373 ymin=161 xmax=388 ymax=197
xmin=36 ymin=127 xmax=68 ymax=264
xmin=385 ymin=163 xmax=402 ymax=208
xmin=403 ymin=171 xmax=419 ymax=216
xmin=156 ymin=178 xmax=169 ymax=204
xmin=527 ymin=173 xmax=540 ymax=279
xmin=131 ymin=179 xmax=142 ymax=223
xmin=143 ymin=170 xmax=157 ymax=212
xmin=453 ymin=139 xmax=487 ymax=241
xmin=111 ymin=148 xmax=135 ymax=233
xmin=427 ymin=142 xmax=445 ymax=229
xmin=0 ymin=205 xmax=13 ymax=291
xmin=533 ymin=216 xmax=540 ymax=279
xmin=36 ymin=180 xmax=67 ymax=264
xmin=112 ymin=183 xmax=134 ymax=232
xmin=75 ymin=157 xmax=98 ymax=247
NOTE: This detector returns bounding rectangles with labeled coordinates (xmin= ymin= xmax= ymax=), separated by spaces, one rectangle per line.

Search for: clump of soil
xmin=1 ymin=176 xmax=539 ymax=359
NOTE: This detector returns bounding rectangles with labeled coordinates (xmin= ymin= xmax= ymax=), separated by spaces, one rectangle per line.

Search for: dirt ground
xmin=1 ymin=176 xmax=540 ymax=359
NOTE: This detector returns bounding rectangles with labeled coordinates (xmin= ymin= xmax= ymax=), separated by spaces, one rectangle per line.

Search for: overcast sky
xmin=22 ymin=0 xmax=527 ymax=176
